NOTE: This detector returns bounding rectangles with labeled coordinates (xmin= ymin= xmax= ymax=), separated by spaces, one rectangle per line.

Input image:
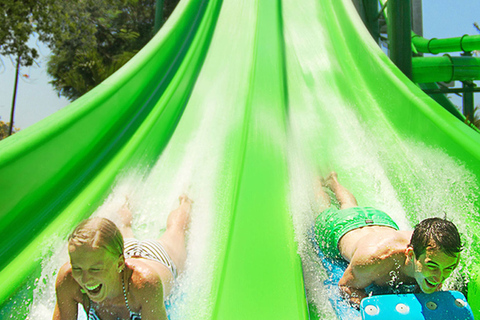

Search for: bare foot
xmin=118 ymin=197 xmax=134 ymax=238
xmin=324 ymin=172 xmax=358 ymax=209
xmin=315 ymin=176 xmax=331 ymax=209
xmin=179 ymin=195 xmax=192 ymax=216
xmin=166 ymin=194 xmax=192 ymax=233
xmin=159 ymin=195 xmax=192 ymax=273
xmin=325 ymin=171 xmax=339 ymax=190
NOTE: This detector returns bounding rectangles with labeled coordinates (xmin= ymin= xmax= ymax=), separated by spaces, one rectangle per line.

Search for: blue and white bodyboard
xmin=361 ymin=290 xmax=474 ymax=319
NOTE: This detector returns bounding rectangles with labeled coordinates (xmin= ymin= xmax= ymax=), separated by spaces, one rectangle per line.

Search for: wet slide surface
xmin=1 ymin=0 xmax=480 ymax=319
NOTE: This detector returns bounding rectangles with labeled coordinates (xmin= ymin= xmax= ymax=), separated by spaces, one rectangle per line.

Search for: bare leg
xmin=314 ymin=177 xmax=331 ymax=212
xmin=118 ymin=197 xmax=135 ymax=238
xmin=325 ymin=172 xmax=358 ymax=209
xmin=158 ymin=195 xmax=192 ymax=273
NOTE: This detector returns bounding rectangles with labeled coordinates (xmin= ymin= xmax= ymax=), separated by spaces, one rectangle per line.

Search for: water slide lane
xmin=282 ymin=0 xmax=480 ymax=318
xmin=0 ymin=0 xmax=221 ymax=308
xmin=1 ymin=0 xmax=480 ymax=319
xmin=209 ymin=0 xmax=308 ymax=318
xmin=143 ymin=0 xmax=308 ymax=317
xmin=1 ymin=0 xmax=309 ymax=317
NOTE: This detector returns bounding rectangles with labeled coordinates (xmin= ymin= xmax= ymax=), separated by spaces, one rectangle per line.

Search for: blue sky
xmin=0 ymin=37 xmax=70 ymax=129
xmin=0 ymin=1 xmax=479 ymax=129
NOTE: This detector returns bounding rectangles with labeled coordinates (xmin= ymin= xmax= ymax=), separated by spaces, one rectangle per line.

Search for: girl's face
xmin=68 ymin=243 xmax=124 ymax=303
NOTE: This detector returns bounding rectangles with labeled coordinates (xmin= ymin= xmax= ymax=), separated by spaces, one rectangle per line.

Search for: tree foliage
xmin=0 ymin=0 xmax=57 ymax=66
xmin=1 ymin=0 xmax=179 ymax=101
xmin=0 ymin=120 xmax=19 ymax=140
xmin=41 ymin=0 xmax=179 ymax=101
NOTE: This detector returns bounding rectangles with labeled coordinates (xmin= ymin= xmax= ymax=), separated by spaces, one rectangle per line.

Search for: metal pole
xmin=388 ymin=0 xmax=413 ymax=79
xmin=351 ymin=0 xmax=366 ymax=22
xmin=462 ymin=81 xmax=475 ymax=121
xmin=154 ymin=0 xmax=165 ymax=33
xmin=351 ymin=0 xmax=379 ymax=44
xmin=411 ymin=0 xmax=423 ymax=37
xmin=461 ymin=52 xmax=475 ymax=122
xmin=365 ymin=0 xmax=379 ymax=44
xmin=423 ymin=87 xmax=480 ymax=94
xmin=8 ymin=55 xmax=21 ymax=136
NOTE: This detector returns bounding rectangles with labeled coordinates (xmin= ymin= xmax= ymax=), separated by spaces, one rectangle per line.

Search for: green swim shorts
xmin=314 ymin=206 xmax=399 ymax=259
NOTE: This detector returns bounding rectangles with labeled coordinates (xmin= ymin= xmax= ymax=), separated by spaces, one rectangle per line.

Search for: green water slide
xmin=1 ymin=0 xmax=480 ymax=319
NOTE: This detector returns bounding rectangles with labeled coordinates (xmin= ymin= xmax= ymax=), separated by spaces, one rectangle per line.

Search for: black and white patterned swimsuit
xmin=124 ymin=238 xmax=177 ymax=278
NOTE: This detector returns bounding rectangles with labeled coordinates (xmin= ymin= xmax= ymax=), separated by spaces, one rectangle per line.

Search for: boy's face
xmin=411 ymin=246 xmax=460 ymax=293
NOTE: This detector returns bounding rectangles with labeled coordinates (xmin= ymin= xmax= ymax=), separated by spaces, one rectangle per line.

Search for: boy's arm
xmin=338 ymin=248 xmax=395 ymax=309
xmin=338 ymin=263 xmax=372 ymax=308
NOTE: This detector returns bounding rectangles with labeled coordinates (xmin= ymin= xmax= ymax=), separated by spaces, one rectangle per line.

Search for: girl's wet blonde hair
xmin=68 ymin=217 xmax=124 ymax=257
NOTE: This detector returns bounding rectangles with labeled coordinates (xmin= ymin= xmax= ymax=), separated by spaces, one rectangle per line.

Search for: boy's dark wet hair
xmin=409 ymin=217 xmax=462 ymax=257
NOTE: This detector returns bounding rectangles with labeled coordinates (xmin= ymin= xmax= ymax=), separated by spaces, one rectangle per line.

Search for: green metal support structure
xmin=378 ymin=0 xmax=480 ymax=122
xmin=412 ymin=55 xmax=480 ymax=83
xmin=410 ymin=27 xmax=480 ymax=123
xmin=412 ymin=32 xmax=480 ymax=55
